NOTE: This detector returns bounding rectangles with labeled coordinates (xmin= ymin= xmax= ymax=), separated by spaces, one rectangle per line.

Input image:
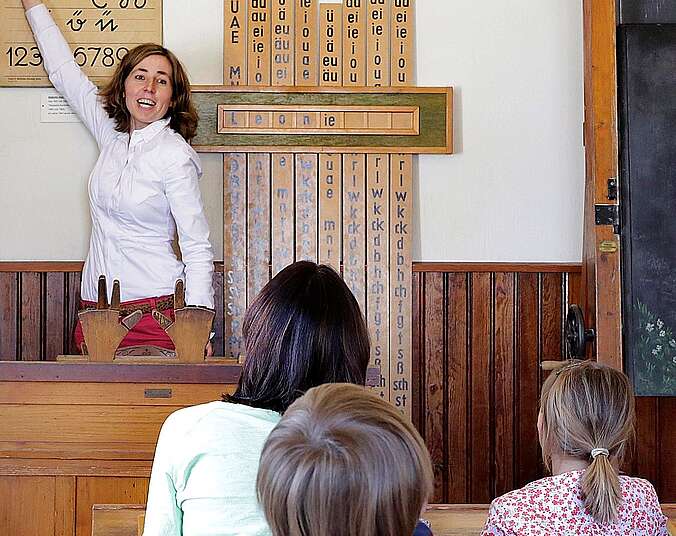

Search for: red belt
xmin=79 ymin=295 xmax=174 ymax=317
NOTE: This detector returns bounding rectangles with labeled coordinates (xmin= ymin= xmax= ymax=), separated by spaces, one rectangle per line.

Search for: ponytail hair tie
xmin=590 ymin=448 xmax=609 ymax=460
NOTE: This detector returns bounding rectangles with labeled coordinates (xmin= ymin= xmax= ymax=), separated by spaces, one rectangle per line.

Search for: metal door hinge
xmin=607 ymin=178 xmax=618 ymax=200
xmin=595 ymin=204 xmax=620 ymax=234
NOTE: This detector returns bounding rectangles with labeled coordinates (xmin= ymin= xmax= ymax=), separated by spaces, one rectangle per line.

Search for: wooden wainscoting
xmin=411 ymin=264 xmax=580 ymax=503
xmin=0 ymin=262 xmax=674 ymax=503
xmin=0 ymin=264 xmax=226 ymax=359
xmin=411 ymin=263 xmax=675 ymax=504
xmin=629 ymin=396 xmax=676 ymax=502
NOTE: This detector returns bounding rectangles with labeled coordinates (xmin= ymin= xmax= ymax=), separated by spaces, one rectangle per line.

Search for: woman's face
xmin=124 ymin=54 xmax=173 ymax=131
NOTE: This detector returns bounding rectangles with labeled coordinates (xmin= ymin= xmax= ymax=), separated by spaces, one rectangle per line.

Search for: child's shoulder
xmin=492 ymin=472 xmax=570 ymax=507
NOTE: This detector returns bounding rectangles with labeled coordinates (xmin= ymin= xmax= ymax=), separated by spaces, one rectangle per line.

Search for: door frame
xmin=581 ymin=0 xmax=623 ymax=368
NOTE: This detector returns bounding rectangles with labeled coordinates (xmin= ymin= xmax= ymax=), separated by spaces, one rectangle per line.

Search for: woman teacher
xmin=22 ymin=1 xmax=214 ymax=353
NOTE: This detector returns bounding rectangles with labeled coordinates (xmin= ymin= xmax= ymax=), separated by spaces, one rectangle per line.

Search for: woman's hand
xmin=205 ymin=341 xmax=213 ymax=357
xmin=22 ymin=0 xmax=43 ymax=10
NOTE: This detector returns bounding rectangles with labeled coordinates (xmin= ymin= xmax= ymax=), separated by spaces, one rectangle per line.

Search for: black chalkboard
xmin=619 ymin=24 xmax=676 ymax=395
xmin=618 ymin=0 xmax=676 ymax=24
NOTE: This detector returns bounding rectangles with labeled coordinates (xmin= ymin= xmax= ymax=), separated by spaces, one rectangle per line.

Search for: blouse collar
xmin=129 ymin=117 xmax=170 ymax=146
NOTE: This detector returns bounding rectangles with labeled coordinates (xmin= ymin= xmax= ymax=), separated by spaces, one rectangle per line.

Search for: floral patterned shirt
xmin=481 ymin=470 xmax=668 ymax=536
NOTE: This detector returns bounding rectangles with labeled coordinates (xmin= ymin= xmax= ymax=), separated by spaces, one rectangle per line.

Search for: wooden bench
xmin=423 ymin=504 xmax=676 ymax=535
xmin=92 ymin=503 xmax=676 ymax=536
xmin=423 ymin=504 xmax=489 ymax=535
xmin=92 ymin=505 xmax=145 ymax=536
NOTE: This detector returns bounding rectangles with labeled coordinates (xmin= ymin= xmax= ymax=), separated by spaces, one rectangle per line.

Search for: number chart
xmin=1 ymin=0 xmax=162 ymax=86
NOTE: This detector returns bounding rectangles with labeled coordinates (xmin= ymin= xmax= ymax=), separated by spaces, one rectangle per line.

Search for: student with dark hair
xmin=143 ymin=261 xmax=371 ymax=536
xmin=481 ymin=360 xmax=668 ymax=536
xmin=257 ymin=383 xmax=434 ymax=536
xmin=21 ymin=0 xmax=213 ymax=354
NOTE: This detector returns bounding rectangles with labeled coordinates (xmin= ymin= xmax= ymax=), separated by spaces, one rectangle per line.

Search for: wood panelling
xmin=46 ymin=273 xmax=65 ymax=362
xmin=413 ymin=262 xmax=581 ymax=273
xmin=412 ymin=266 xmax=675 ymax=504
xmin=0 ymin=263 xmax=673 ymax=504
xmin=76 ymin=477 xmax=149 ymax=536
xmin=0 ymin=273 xmax=17 ymax=358
xmin=445 ymin=273 xmax=468 ymax=503
xmin=627 ymin=397 xmax=676 ymax=500
xmin=0 ymin=458 xmax=151 ymax=478
xmin=0 ymin=271 xmax=223 ymax=359
xmin=0 ymin=365 xmax=232 ymax=535
xmin=21 ymin=272 xmax=41 ymax=360
xmin=493 ymin=272 xmax=515 ymax=497
xmin=469 ymin=272 xmax=492 ymax=503
xmin=514 ymin=273 xmax=541 ymax=489
xmin=55 ymin=477 xmax=76 ymax=536
xmin=0 ymin=476 xmax=61 ymax=536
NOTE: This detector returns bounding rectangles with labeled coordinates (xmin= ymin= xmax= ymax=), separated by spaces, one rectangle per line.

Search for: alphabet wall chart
xmin=209 ymin=0 xmax=452 ymax=416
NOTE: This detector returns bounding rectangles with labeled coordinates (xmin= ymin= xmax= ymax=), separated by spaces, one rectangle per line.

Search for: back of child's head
xmin=256 ymin=383 xmax=434 ymax=536
xmin=225 ymin=261 xmax=370 ymax=413
xmin=539 ymin=360 xmax=635 ymax=524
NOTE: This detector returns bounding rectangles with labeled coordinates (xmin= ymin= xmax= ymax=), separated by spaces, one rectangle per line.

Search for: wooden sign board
xmin=271 ymin=153 xmax=295 ymax=275
xmin=223 ymin=154 xmax=248 ymax=360
xmin=319 ymin=3 xmax=342 ymax=86
xmin=367 ymin=153 xmax=390 ymax=399
xmin=295 ymin=154 xmax=318 ymax=261
xmin=390 ymin=153 xmax=412 ymax=416
xmin=192 ymin=86 xmax=453 ymax=154
xmin=224 ymin=0 xmax=247 ymax=84
xmin=294 ymin=0 xmax=317 ymax=86
xmin=272 ymin=0 xmax=294 ymax=86
xmin=0 ymin=0 xmax=162 ymax=87
xmin=343 ymin=0 xmax=366 ymax=86
xmin=217 ymin=104 xmax=418 ymax=135
xmin=247 ymin=154 xmax=271 ymax=303
xmin=391 ymin=0 xmax=415 ymax=86
xmin=248 ymin=0 xmax=271 ymax=85
xmin=367 ymin=0 xmax=390 ymax=87
xmin=211 ymin=0 xmax=446 ymax=421
xmin=319 ymin=153 xmax=342 ymax=271
xmin=343 ymin=154 xmax=366 ymax=313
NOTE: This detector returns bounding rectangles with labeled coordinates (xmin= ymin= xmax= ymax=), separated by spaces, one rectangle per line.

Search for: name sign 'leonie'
xmin=218 ymin=104 xmax=419 ymax=135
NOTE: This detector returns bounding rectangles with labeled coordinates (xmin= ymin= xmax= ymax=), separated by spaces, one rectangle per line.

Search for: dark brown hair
xmin=540 ymin=360 xmax=636 ymax=524
xmin=224 ymin=261 xmax=370 ymax=413
xmin=98 ymin=43 xmax=198 ymax=140
xmin=257 ymin=383 xmax=434 ymax=536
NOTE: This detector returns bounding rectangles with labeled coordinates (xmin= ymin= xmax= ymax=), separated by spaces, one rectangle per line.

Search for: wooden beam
xmin=582 ymin=0 xmax=622 ymax=368
xmin=413 ymin=262 xmax=583 ymax=274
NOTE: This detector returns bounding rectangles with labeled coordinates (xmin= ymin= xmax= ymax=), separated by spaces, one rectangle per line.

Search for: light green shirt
xmin=143 ymin=401 xmax=281 ymax=536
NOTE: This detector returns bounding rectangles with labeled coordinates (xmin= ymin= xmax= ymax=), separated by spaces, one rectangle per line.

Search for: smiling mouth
xmin=137 ymin=98 xmax=156 ymax=109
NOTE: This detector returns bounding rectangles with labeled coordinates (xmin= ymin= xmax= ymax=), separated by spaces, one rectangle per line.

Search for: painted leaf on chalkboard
xmin=633 ymin=300 xmax=676 ymax=395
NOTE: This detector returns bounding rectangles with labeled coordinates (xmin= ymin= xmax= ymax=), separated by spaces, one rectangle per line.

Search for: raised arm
xmin=22 ymin=0 xmax=117 ymax=147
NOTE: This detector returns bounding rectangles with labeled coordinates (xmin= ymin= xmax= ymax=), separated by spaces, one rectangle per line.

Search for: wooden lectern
xmin=0 ymin=361 xmax=240 ymax=536
xmin=0 ymin=276 xmax=236 ymax=535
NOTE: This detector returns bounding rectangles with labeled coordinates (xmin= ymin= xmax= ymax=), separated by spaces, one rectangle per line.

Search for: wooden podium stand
xmin=0 ymin=360 xmax=240 ymax=536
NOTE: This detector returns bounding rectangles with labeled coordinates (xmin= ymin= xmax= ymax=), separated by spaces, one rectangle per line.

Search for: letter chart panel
xmin=219 ymin=0 xmax=440 ymax=418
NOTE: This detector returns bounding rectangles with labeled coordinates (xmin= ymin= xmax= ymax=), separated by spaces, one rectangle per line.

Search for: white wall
xmin=0 ymin=0 xmax=584 ymax=263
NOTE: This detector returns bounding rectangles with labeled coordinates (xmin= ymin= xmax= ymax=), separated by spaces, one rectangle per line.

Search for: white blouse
xmin=27 ymin=4 xmax=214 ymax=308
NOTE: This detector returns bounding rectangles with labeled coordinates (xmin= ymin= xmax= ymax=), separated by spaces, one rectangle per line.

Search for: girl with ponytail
xmin=482 ymin=360 xmax=668 ymax=535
